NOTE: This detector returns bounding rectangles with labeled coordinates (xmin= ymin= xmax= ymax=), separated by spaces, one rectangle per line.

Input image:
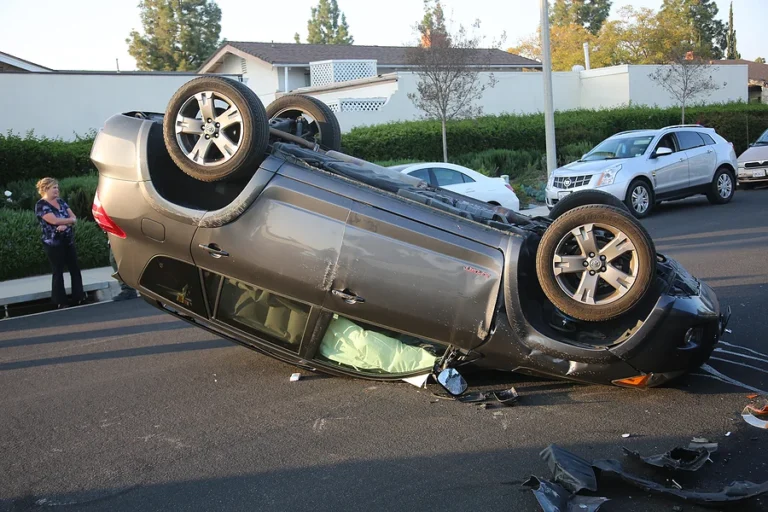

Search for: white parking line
xmin=709 ymin=356 xmax=768 ymax=375
xmin=713 ymin=348 xmax=768 ymax=365
xmin=718 ymin=340 xmax=768 ymax=359
xmin=696 ymin=364 xmax=768 ymax=395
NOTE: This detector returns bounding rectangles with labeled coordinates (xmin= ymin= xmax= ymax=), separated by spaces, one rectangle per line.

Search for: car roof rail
xmin=613 ymin=129 xmax=651 ymax=136
xmin=661 ymin=124 xmax=707 ymax=130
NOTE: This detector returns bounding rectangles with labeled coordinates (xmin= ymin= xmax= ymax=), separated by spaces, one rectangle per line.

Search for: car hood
xmin=738 ymin=145 xmax=768 ymax=164
xmin=553 ymin=159 xmax=625 ymax=175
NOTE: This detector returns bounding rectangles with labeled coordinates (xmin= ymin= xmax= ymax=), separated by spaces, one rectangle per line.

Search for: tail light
xmin=505 ymin=184 xmax=516 ymax=193
xmin=92 ymin=192 xmax=126 ymax=239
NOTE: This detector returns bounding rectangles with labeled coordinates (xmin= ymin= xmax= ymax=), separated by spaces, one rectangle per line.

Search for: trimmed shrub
xmin=0 ymin=131 xmax=97 ymax=188
xmin=0 ymin=209 xmax=108 ymax=281
xmin=341 ymin=103 xmax=768 ymax=162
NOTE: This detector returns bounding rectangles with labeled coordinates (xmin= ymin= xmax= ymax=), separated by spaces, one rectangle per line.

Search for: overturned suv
xmin=90 ymin=77 xmax=729 ymax=389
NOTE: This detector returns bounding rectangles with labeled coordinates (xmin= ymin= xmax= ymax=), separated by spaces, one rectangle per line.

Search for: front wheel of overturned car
xmin=163 ymin=77 xmax=270 ymax=182
xmin=536 ymin=205 xmax=656 ymax=322
xmin=266 ymin=94 xmax=342 ymax=151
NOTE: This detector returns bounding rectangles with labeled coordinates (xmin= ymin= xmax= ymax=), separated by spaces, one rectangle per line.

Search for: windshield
xmin=755 ymin=129 xmax=768 ymax=145
xmin=582 ymin=135 xmax=654 ymax=162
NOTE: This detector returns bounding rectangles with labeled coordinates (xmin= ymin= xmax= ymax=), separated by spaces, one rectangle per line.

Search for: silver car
xmin=545 ymin=125 xmax=739 ymax=218
xmin=736 ymin=128 xmax=768 ymax=188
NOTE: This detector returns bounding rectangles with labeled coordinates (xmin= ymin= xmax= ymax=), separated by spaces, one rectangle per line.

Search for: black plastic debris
xmin=493 ymin=387 xmax=519 ymax=405
xmin=622 ymin=446 xmax=711 ymax=472
xmin=593 ymin=459 xmax=768 ymax=506
xmin=688 ymin=437 xmax=718 ymax=453
xmin=522 ymin=477 xmax=609 ymax=512
xmin=456 ymin=387 xmax=519 ymax=408
xmin=540 ymin=444 xmax=598 ymax=493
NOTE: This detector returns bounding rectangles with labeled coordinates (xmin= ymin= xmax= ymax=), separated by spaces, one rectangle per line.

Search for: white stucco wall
xmin=627 ymin=64 xmax=748 ymax=108
xmin=579 ymin=65 xmax=630 ymax=109
xmin=0 ymin=72 xmax=220 ymax=140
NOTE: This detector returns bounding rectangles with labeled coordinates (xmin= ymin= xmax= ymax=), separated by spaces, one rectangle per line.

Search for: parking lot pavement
xmin=1 ymin=189 xmax=767 ymax=512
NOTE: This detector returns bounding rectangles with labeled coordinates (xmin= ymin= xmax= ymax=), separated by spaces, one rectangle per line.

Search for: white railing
xmin=326 ymin=98 xmax=387 ymax=113
xmin=310 ymin=59 xmax=377 ymax=87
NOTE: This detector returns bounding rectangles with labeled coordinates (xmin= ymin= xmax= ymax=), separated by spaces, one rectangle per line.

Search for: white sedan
xmin=390 ymin=162 xmax=520 ymax=211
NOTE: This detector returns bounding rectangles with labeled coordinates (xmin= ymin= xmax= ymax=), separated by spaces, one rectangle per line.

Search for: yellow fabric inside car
xmin=223 ymin=279 xmax=307 ymax=345
xmin=319 ymin=316 xmax=437 ymax=374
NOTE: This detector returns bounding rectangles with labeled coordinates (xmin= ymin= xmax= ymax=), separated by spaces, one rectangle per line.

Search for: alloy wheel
xmin=174 ymin=91 xmax=243 ymax=166
xmin=631 ymin=185 xmax=649 ymax=214
xmin=718 ymin=173 xmax=733 ymax=199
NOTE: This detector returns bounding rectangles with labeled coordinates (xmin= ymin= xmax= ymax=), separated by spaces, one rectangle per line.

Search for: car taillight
xmin=505 ymin=184 xmax=516 ymax=193
xmin=92 ymin=192 xmax=126 ymax=239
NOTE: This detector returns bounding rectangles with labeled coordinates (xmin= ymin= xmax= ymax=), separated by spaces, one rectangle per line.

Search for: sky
xmin=1 ymin=0 xmax=765 ymax=71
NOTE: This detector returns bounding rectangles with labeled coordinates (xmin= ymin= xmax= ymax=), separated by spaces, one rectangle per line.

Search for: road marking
xmin=696 ymin=364 xmax=768 ymax=395
xmin=709 ymin=356 xmax=768 ymax=375
xmin=713 ymin=348 xmax=768 ymax=365
xmin=719 ymin=340 xmax=768 ymax=360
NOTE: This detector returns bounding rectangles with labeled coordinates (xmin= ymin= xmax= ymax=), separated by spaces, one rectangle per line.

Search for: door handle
xmin=198 ymin=243 xmax=229 ymax=258
xmin=332 ymin=289 xmax=365 ymax=304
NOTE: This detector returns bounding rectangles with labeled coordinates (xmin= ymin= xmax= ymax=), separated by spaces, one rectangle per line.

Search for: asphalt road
xmin=2 ymin=188 xmax=768 ymax=512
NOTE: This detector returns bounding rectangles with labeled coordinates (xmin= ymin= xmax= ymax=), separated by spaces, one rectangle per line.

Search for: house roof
xmin=0 ymin=51 xmax=53 ymax=72
xmin=709 ymin=59 xmax=768 ymax=85
xmin=199 ymin=41 xmax=541 ymax=72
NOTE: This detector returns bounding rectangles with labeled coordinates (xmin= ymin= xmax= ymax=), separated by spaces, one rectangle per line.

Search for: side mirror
xmin=653 ymin=147 xmax=673 ymax=158
xmin=581 ymin=154 xmax=588 ymax=160
xmin=436 ymin=368 xmax=468 ymax=396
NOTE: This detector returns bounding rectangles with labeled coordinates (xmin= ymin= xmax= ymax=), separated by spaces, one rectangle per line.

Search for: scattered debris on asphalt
xmin=593 ymin=458 xmax=768 ymax=506
xmin=289 ymin=373 xmax=301 ymax=382
xmin=402 ymin=373 xmax=430 ymax=388
xmin=622 ymin=446 xmax=711 ymax=472
xmin=522 ymin=476 xmax=609 ymax=512
xmin=540 ymin=444 xmax=598 ymax=493
xmin=747 ymin=394 xmax=759 ymax=399
xmin=621 ymin=433 xmax=631 ymax=438
xmin=742 ymin=404 xmax=768 ymax=429
xmin=688 ymin=437 xmax=718 ymax=453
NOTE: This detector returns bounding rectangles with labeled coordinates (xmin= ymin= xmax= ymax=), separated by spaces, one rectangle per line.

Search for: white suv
xmin=545 ymin=125 xmax=739 ymax=217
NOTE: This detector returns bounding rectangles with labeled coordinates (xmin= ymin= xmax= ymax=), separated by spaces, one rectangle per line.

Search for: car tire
xmin=624 ymin=179 xmax=654 ymax=218
xmin=549 ymin=190 xmax=630 ymax=220
xmin=163 ymin=77 xmax=270 ymax=182
xmin=707 ymin=167 xmax=735 ymax=204
xmin=266 ymin=94 xmax=342 ymax=151
xmin=536 ymin=204 xmax=656 ymax=322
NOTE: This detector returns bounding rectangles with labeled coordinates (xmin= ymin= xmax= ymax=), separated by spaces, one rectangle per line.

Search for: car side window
xmin=460 ymin=173 xmax=476 ymax=183
xmin=216 ymin=278 xmax=310 ymax=352
xmin=699 ymin=132 xmax=716 ymax=145
xmin=676 ymin=131 xmax=705 ymax=150
xmin=432 ymin=168 xmax=466 ymax=186
xmin=407 ymin=168 xmax=431 ymax=182
xmin=654 ymin=133 xmax=677 ymax=154
xmin=139 ymin=256 xmax=208 ymax=317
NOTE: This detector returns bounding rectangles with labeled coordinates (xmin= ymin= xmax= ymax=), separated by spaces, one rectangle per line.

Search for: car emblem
xmin=563 ymin=178 xmax=572 ymax=188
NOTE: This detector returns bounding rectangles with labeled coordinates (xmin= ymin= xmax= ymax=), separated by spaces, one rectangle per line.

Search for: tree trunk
xmin=441 ymin=118 xmax=448 ymax=163
xmin=681 ymin=99 xmax=686 ymax=124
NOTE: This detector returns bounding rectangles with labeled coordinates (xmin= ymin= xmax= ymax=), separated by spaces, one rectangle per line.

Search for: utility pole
xmin=540 ymin=0 xmax=557 ymax=176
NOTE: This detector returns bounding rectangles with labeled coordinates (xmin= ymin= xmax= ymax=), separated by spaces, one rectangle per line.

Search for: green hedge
xmin=0 ymin=131 xmax=97 ymax=187
xmin=2 ymin=174 xmax=98 ymax=222
xmin=342 ymin=103 xmax=768 ymax=162
xmin=0 ymin=209 xmax=109 ymax=281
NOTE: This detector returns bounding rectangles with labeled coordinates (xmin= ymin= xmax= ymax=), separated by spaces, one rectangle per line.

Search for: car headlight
xmin=596 ymin=164 xmax=622 ymax=187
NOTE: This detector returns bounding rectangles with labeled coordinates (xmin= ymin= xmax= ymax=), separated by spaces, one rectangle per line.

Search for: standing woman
xmin=34 ymin=178 xmax=85 ymax=308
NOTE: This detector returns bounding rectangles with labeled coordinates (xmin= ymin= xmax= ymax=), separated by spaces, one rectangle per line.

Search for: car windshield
xmin=582 ymin=135 xmax=654 ymax=162
xmin=755 ymin=129 xmax=768 ymax=145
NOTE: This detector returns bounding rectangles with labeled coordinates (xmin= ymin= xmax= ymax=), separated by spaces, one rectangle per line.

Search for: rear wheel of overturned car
xmin=163 ymin=77 xmax=270 ymax=182
xmin=536 ymin=205 xmax=656 ymax=322
xmin=549 ymin=189 xmax=630 ymax=220
xmin=266 ymin=94 xmax=342 ymax=151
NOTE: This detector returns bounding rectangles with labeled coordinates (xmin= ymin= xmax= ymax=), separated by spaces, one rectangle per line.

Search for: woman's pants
xmin=43 ymin=243 xmax=85 ymax=306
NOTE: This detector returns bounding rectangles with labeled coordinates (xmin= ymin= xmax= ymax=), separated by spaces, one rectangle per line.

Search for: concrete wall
xmin=0 ymin=72 xmax=214 ymax=140
xmin=580 ymin=66 xmax=630 ymax=109
xmin=627 ymin=65 xmax=748 ymax=108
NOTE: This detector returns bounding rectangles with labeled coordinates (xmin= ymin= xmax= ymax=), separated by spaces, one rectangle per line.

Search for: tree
xmin=127 ymin=0 xmax=222 ymax=71
xmin=648 ymin=48 xmax=721 ymax=123
xmin=295 ymin=0 xmax=353 ymax=45
xmin=418 ymin=0 xmax=450 ymax=47
xmin=660 ymin=0 xmax=726 ymax=59
xmin=551 ymin=0 xmax=612 ymax=35
xmin=756 ymin=57 xmax=766 ymax=64
xmin=725 ymin=1 xmax=740 ymax=60
xmin=406 ymin=2 xmax=500 ymax=161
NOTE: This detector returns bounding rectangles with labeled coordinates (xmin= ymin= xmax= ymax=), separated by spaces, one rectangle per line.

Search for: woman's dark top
xmin=35 ymin=198 xmax=74 ymax=246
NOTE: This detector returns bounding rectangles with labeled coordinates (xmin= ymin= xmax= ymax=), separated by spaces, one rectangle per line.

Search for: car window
xmin=407 ymin=168 xmax=431 ymax=182
xmin=676 ymin=131 xmax=706 ymax=150
xmin=654 ymin=133 xmax=677 ymax=154
xmin=699 ymin=132 xmax=716 ymax=145
xmin=460 ymin=173 xmax=476 ymax=183
xmin=216 ymin=278 xmax=310 ymax=352
xmin=139 ymin=256 xmax=208 ymax=317
xmin=756 ymin=129 xmax=768 ymax=145
xmin=432 ymin=168 xmax=466 ymax=186
xmin=583 ymin=135 xmax=654 ymax=161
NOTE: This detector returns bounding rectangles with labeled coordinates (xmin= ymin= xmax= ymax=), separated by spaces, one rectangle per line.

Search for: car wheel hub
xmin=174 ymin=90 xmax=243 ymax=167
xmin=718 ymin=174 xmax=732 ymax=198
xmin=631 ymin=186 xmax=649 ymax=213
xmin=552 ymin=223 xmax=639 ymax=306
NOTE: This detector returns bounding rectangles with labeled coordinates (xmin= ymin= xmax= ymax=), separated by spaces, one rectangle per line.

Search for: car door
xmin=432 ymin=167 xmax=476 ymax=198
xmin=677 ymin=131 xmax=715 ymax=187
xmin=327 ymin=200 xmax=503 ymax=350
xmin=650 ymin=133 xmax=689 ymax=195
xmin=191 ymin=173 xmax=351 ymax=317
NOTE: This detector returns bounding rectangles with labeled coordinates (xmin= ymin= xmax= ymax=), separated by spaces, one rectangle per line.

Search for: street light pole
xmin=540 ymin=0 xmax=557 ymax=177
